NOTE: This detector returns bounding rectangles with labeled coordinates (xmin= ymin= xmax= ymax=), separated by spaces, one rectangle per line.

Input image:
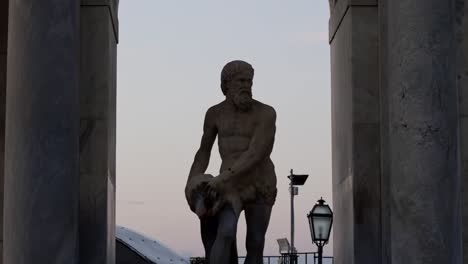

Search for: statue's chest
xmin=217 ymin=111 xmax=256 ymax=137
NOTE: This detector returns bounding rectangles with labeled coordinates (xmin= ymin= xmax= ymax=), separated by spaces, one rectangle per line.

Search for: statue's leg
xmin=230 ymin=239 xmax=239 ymax=264
xmin=201 ymin=216 xmax=218 ymax=263
xmin=209 ymin=206 xmax=238 ymax=264
xmin=244 ymin=203 xmax=273 ymax=264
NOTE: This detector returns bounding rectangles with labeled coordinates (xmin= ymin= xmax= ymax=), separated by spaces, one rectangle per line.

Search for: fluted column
xmin=4 ymin=0 xmax=80 ymax=263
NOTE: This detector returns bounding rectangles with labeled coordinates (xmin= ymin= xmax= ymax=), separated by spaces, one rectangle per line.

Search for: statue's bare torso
xmin=210 ymin=99 xmax=277 ymax=206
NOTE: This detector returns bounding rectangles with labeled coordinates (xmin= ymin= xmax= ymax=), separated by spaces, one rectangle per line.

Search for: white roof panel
xmin=116 ymin=225 xmax=190 ymax=264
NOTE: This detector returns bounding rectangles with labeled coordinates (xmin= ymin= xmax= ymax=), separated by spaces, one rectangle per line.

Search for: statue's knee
xmin=218 ymin=225 xmax=236 ymax=242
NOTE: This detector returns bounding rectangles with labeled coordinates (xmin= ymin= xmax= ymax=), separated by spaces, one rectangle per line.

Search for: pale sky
xmin=116 ymin=0 xmax=332 ymax=258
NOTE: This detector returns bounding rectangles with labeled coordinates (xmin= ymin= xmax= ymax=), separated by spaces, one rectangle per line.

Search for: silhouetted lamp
xmin=307 ymin=198 xmax=333 ymax=264
xmin=288 ymin=170 xmax=308 ymax=264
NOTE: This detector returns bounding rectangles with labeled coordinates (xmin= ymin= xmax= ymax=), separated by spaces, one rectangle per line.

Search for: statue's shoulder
xmin=205 ymin=101 xmax=224 ymax=120
xmin=207 ymin=101 xmax=224 ymax=113
xmin=254 ymin=100 xmax=276 ymax=118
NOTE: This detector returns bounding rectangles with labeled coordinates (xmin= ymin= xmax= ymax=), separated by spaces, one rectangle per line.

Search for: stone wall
xmin=329 ymin=1 xmax=380 ymax=264
xmin=79 ymin=1 xmax=118 ymax=263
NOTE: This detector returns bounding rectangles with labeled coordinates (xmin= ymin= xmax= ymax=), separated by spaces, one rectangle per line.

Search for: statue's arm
xmin=185 ymin=108 xmax=217 ymax=210
xmin=218 ymin=106 xmax=276 ymax=182
xmin=188 ymin=107 xmax=218 ymax=181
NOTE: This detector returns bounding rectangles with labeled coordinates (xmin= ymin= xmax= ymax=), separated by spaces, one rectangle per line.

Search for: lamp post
xmin=307 ymin=198 xmax=333 ymax=264
xmin=288 ymin=169 xmax=308 ymax=264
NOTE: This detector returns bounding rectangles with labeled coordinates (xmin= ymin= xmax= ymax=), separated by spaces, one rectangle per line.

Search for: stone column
xmin=3 ymin=0 xmax=80 ymax=263
xmin=382 ymin=0 xmax=462 ymax=263
xmin=79 ymin=1 xmax=118 ymax=263
xmin=0 ymin=1 xmax=7 ymax=263
xmin=455 ymin=1 xmax=468 ymax=263
xmin=329 ymin=1 xmax=381 ymax=263
xmin=378 ymin=0 xmax=390 ymax=263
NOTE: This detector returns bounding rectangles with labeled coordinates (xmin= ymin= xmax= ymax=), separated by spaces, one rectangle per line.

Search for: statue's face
xmin=226 ymin=71 xmax=253 ymax=111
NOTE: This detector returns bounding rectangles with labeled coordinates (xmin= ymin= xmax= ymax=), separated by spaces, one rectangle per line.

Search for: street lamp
xmin=307 ymin=198 xmax=333 ymax=264
xmin=288 ymin=169 xmax=308 ymax=264
xmin=276 ymin=238 xmax=291 ymax=264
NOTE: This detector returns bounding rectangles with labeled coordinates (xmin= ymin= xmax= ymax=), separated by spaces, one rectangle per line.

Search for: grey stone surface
xmin=330 ymin=5 xmax=380 ymax=264
xmin=328 ymin=0 xmax=377 ymax=42
xmin=0 ymin=51 xmax=5 ymax=264
xmin=330 ymin=11 xmax=354 ymax=264
xmin=81 ymin=0 xmax=119 ymax=42
xmin=0 ymin=1 xmax=7 ymax=263
xmin=79 ymin=4 xmax=118 ymax=264
xmin=3 ymin=0 xmax=80 ymax=263
xmin=462 ymin=118 xmax=468 ymax=264
xmin=383 ymin=0 xmax=462 ymax=263
xmin=378 ymin=1 xmax=390 ymax=263
xmin=351 ymin=12 xmax=381 ymax=264
xmin=456 ymin=1 xmax=468 ymax=263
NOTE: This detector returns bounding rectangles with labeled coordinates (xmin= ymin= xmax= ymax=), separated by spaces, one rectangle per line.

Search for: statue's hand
xmin=185 ymin=174 xmax=214 ymax=214
xmin=206 ymin=176 xmax=223 ymax=199
xmin=206 ymin=170 xmax=231 ymax=195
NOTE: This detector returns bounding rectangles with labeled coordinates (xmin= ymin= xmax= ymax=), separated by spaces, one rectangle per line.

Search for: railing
xmin=238 ymin=252 xmax=333 ymax=264
xmin=190 ymin=252 xmax=333 ymax=264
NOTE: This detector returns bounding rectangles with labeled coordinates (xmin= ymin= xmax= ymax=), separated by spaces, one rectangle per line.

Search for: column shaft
xmin=455 ymin=1 xmax=468 ymax=263
xmin=0 ymin=0 xmax=8 ymax=263
xmin=4 ymin=1 xmax=80 ymax=263
xmin=384 ymin=0 xmax=461 ymax=263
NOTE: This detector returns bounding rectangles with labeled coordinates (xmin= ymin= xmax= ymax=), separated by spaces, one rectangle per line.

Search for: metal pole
xmin=318 ymin=245 xmax=323 ymax=264
xmin=290 ymin=170 xmax=295 ymax=264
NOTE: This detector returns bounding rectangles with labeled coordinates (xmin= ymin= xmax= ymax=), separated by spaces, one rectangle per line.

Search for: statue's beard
xmin=232 ymin=92 xmax=253 ymax=111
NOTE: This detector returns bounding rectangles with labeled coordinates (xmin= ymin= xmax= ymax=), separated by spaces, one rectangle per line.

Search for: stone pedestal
xmin=3 ymin=1 xmax=80 ymax=263
xmin=382 ymin=0 xmax=461 ymax=263
xmin=79 ymin=1 xmax=118 ymax=263
xmin=329 ymin=1 xmax=381 ymax=264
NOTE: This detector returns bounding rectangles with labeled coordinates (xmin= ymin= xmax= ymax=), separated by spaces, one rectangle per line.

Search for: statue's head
xmin=221 ymin=60 xmax=255 ymax=111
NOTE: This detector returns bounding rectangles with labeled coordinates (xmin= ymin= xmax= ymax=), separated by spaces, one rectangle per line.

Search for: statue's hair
xmin=220 ymin=60 xmax=254 ymax=95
